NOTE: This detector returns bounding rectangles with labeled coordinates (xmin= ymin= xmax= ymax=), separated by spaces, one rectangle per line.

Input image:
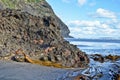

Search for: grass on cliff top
xmin=0 ymin=0 xmax=44 ymax=9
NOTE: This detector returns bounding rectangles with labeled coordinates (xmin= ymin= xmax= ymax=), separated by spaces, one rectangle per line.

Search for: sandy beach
xmin=0 ymin=61 xmax=69 ymax=80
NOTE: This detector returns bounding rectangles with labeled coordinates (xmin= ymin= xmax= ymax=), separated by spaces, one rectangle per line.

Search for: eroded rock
xmin=0 ymin=0 xmax=71 ymax=37
xmin=0 ymin=9 xmax=89 ymax=68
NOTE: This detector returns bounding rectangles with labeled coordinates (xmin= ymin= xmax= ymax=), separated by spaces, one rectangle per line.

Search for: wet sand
xmin=0 ymin=61 xmax=68 ymax=80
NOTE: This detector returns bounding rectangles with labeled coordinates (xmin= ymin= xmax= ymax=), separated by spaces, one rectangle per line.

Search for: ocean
xmin=65 ymin=38 xmax=120 ymax=55
xmin=58 ymin=38 xmax=120 ymax=80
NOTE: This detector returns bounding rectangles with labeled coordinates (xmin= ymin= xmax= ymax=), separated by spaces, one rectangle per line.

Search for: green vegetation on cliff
xmin=0 ymin=0 xmax=44 ymax=9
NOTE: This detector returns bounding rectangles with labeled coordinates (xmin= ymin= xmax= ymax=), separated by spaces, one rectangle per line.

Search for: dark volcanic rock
xmin=90 ymin=54 xmax=104 ymax=63
xmin=0 ymin=0 xmax=71 ymax=37
xmin=0 ymin=9 xmax=89 ymax=68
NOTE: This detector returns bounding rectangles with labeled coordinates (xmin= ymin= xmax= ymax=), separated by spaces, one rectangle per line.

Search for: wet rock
xmin=58 ymin=56 xmax=120 ymax=80
xmin=117 ymin=74 xmax=120 ymax=80
xmin=105 ymin=54 xmax=120 ymax=61
xmin=108 ymin=62 xmax=120 ymax=80
xmin=90 ymin=54 xmax=104 ymax=63
xmin=13 ymin=54 xmax=25 ymax=62
xmin=90 ymin=54 xmax=120 ymax=63
xmin=0 ymin=9 xmax=89 ymax=68
xmin=82 ymin=66 xmax=103 ymax=79
xmin=74 ymin=74 xmax=89 ymax=80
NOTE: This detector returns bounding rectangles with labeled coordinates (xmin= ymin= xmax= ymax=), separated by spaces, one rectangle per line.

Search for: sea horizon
xmin=65 ymin=37 xmax=120 ymax=55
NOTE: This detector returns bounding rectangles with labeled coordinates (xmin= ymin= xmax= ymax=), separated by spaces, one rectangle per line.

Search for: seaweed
xmin=14 ymin=48 xmax=70 ymax=68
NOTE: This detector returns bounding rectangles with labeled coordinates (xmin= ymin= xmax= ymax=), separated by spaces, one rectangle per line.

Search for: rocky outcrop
xmin=58 ymin=54 xmax=120 ymax=80
xmin=0 ymin=0 xmax=70 ymax=37
xmin=0 ymin=9 xmax=89 ymax=68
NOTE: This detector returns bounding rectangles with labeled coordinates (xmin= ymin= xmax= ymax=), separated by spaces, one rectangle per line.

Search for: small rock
xmin=74 ymin=75 xmax=89 ymax=80
xmin=90 ymin=54 xmax=104 ymax=63
xmin=105 ymin=54 xmax=120 ymax=61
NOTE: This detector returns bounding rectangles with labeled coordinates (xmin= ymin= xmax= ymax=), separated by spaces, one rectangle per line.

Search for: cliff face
xmin=0 ymin=0 xmax=70 ymax=37
xmin=0 ymin=0 xmax=89 ymax=68
xmin=0 ymin=9 xmax=89 ymax=68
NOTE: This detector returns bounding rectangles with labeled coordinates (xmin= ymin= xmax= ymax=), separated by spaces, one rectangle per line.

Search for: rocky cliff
xmin=0 ymin=0 xmax=89 ymax=68
xmin=0 ymin=0 xmax=70 ymax=37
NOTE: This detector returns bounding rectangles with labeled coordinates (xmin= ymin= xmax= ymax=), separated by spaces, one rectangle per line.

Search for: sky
xmin=46 ymin=0 xmax=120 ymax=39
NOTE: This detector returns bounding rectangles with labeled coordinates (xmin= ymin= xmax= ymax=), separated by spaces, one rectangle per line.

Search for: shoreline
xmin=0 ymin=53 xmax=120 ymax=80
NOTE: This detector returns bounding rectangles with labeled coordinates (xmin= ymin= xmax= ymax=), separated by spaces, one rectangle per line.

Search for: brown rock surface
xmin=0 ymin=0 xmax=71 ymax=37
xmin=0 ymin=9 xmax=89 ymax=68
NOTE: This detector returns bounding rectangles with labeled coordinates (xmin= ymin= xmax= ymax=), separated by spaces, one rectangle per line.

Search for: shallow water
xmin=58 ymin=59 xmax=120 ymax=80
xmin=59 ymin=38 xmax=120 ymax=80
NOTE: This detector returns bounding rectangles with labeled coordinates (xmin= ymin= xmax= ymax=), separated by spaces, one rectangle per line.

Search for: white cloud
xmin=101 ymin=24 xmax=109 ymax=28
xmin=78 ymin=0 xmax=87 ymax=6
xmin=67 ymin=20 xmax=120 ymax=38
xmin=96 ymin=8 xmax=117 ymax=19
xmin=68 ymin=20 xmax=101 ymax=27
